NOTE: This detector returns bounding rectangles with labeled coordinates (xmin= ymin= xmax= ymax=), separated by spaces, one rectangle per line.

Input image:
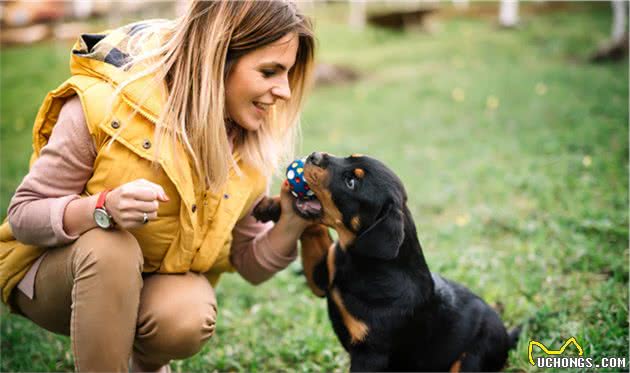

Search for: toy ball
xmin=286 ymin=158 xmax=316 ymax=201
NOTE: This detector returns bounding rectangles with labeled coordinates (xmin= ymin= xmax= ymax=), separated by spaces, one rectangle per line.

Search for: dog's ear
xmin=352 ymin=203 xmax=405 ymax=260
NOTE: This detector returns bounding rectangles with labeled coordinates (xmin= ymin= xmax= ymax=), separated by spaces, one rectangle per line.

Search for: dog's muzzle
xmin=307 ymin=152 xmax=329 ymax=168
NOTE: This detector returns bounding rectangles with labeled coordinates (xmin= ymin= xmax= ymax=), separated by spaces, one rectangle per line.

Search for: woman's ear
xmin=351 ymin=203 xmax=404 ymax=260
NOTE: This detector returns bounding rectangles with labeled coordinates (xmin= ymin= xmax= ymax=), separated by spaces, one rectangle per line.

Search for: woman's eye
xmin=261 ymin=69 xmax=275 ymax=78
xmin=345 ymin=177 xmax=356 ymax=190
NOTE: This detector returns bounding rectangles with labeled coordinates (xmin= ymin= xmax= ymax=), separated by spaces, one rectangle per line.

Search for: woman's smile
xmin=253 ymin=101 xmax=271 ymax=116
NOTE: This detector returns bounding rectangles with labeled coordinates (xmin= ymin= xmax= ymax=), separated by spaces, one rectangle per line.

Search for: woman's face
xmin=225 ymin=32 xmax=299 ymax=132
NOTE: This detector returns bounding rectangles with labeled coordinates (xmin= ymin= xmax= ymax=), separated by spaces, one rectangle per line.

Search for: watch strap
xmin=95 ymin=190 xmax=111 ymax=210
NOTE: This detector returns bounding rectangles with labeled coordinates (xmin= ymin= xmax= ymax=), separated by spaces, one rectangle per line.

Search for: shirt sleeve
xmin=229 ymin=196 xmax=298 ymax=285
xmin=7 ymin=96 xmax=97 ymax=247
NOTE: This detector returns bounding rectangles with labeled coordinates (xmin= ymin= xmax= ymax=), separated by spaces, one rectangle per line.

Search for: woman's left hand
xmin=277 ymin=180 xmax=314 ymax=234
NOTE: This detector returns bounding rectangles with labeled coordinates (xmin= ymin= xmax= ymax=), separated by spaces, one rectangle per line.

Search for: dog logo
xmin=528 ymin=337 xmax=584 ymax=366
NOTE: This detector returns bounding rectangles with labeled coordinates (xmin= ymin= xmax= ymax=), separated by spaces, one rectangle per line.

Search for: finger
xmin=135 ymin=210 xmax=158 ymax=221
xmin=281 ymin=179 xmax=291 ymax=193
xmin=279 ymin=180 xmax=295 ymax=202
xmin=135 ymin=179 xmax=169 ymax=202
xmin=120 ymin=210 xmax=158 ymax=224
xmin=131 ymin=187 xmax=161 ymax=202
xmin=132 ymin=200 xmax=160 ymax=214
xmin=279 ymin=187 xmax=296 ymax=206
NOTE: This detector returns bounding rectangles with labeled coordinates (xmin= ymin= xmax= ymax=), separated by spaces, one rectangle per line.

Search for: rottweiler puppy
xmin=254 ymin=152 xmax=519 ymax=372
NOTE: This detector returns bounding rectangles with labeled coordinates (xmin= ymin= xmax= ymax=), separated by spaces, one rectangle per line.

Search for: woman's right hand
xmin=105 ymin=179 xmax=169 ymax=229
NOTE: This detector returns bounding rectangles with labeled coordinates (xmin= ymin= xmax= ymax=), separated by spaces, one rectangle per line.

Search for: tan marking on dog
xmin=353 ymin=168 xmax=365 ymax=179
xmin=303 ymin=164 xmax=327 ymax=188
xmin=332 ymin=217 xmax=356 ymax=250
xmin=350 ymin=216 xmax=361 ymax=231
xmin=449 ymin=360 xmax=462 ymax=373
xmin=299 ymin=225 xmax=333 ymax=297
xmin=331 ymin=288 xmax=369 ymax=344
xmin=350 ymin=153 xmax=364 ymax=158
xmin=326 ymin=242 xmax=336 ymax=286
xmin=449 ymin=353 xmax=467 ymax=373
xmin=304 ymin=164 xmax=356 ymax=249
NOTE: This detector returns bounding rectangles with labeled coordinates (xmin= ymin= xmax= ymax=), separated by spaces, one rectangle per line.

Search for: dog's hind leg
xmin=349 ymin=349 xmax=389 ymax=372
xmin=458 ymin=343 xmax=507 ymax=372
xmin=300 ymin=224 xmax=333 ymax=297
xmin=457 ymin=353 xmax=482 ymax=372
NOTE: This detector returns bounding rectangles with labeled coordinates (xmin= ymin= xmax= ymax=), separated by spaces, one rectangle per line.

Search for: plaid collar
xmin=72 ymin=22 xmax=154 ymax=68
xmin=71 ymin=21 xmax=167 ymax=122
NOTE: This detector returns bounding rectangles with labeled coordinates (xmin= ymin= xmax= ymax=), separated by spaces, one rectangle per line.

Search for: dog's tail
xmin=506 ymin=311 xmax=562 ymax=352
xmin=507 ymin=326 xmax=522 ymax=350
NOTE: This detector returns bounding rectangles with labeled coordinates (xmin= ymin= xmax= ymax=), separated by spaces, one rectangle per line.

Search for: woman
xmin=0 ymin=1 xmax=315 ymax=371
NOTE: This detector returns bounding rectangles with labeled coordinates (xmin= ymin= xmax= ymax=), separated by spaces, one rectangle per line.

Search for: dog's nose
xmin=307 ymin=152 xmax=327 ymax=167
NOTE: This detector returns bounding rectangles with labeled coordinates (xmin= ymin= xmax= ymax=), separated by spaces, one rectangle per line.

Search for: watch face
xmin=94 ymin=209 xmax=112 ymax=229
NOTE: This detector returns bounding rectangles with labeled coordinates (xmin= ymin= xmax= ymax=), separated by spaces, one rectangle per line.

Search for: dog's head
xmin=303 ymin=152 xmax=407 ymax=259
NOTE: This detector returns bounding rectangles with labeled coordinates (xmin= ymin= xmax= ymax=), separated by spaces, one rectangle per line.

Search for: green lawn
xmin=1 ymin=2 xmax=628 ymax=372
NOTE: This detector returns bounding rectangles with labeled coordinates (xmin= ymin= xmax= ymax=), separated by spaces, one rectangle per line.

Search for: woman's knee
xmin=71 ymin=228 xmax=144 ymax=282
xmin=135 ymin=301 xmax=217 ymax=360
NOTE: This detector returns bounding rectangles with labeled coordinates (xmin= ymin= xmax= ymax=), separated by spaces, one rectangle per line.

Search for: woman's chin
xmin=244 ymin=119 xmax=264 ymax=132
xmin=231 ymin=117 xmax=261 ymax=132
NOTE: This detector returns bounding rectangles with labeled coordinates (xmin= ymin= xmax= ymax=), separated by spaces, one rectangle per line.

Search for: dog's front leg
xmin=300 ymin=224 xmax=333 ymax=297
xmin=252 ymin=196 xmax=282 ymax=223
xmin=253 ymin=197 xmax=331 ymax=296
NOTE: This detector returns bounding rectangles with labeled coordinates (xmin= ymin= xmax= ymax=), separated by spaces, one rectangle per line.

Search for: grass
xmin=1 ymin=2 xmax=628 ymax=372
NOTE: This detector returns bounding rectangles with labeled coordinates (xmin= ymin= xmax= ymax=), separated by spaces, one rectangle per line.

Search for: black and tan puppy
xmin=254 ymin=152 xmax=519 ymax=372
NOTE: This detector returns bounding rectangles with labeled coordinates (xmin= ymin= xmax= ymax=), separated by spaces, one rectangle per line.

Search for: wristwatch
xmin=94 ymin=190 xmax=114 ymax=229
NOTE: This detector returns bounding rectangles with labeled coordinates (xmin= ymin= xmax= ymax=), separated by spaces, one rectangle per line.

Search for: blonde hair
xmin=114 ymin=1 xmax=315 ymax=191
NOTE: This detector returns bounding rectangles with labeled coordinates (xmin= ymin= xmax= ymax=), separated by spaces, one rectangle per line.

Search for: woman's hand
xmin=253 ymin=181 xmax=318 ymax=275
xmin=105 ymin=179 xmax=169 ymax=229
xmin=277 ymin=180 xmax=314 ymax=234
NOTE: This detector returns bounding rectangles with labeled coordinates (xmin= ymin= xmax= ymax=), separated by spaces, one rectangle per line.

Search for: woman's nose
xmin=271 ymin=79 xmax=291 ymax=101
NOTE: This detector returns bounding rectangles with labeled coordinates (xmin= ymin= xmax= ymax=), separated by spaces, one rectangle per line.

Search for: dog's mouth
xmin=294 ymin=197 xmax=322 ymax=218
xmin=294 ymin=166 xmax=324 ymax=219
xmin=296 ymin=152 xmax=331 ymax=220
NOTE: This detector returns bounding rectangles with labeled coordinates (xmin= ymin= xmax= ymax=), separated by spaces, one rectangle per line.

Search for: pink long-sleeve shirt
xmin=8 ymin=97 xmax=296 ymax=298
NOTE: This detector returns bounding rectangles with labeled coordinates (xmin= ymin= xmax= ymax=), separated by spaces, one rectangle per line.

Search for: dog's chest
xmin=325 ymin=247 xmax=419 ymax=347
xmin=324 ymin=249 xmax=376 ymax=347
xmin=331 ymin=248 xmax=412 ymax=303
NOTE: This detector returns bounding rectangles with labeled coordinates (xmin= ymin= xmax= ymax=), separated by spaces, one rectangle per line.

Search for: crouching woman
xmin=0 ymin=1 xmax=315 ymax=371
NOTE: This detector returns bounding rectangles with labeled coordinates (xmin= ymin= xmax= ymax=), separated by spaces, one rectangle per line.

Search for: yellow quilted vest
xmin=0 ymin=26 xmax=267 ymax=304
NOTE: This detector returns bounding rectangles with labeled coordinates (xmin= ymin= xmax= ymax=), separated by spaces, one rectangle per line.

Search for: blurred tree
xmin=348 ymin=0 xmax=367 ymax=31
xmin=499 ymin=0 xmax=519 ymax=27
xmin=590 ymin=0 xmax=628 ymax=62
xmin=611 ymin=0 xmax=627 ymax=44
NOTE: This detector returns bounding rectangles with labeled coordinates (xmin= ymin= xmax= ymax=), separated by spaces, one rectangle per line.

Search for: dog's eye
xmin=345 ymin=176 xmax=356 ymax=190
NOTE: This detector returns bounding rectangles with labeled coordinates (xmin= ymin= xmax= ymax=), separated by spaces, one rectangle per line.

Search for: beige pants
xmin=11 ymin=228 xmax=217 ymax=372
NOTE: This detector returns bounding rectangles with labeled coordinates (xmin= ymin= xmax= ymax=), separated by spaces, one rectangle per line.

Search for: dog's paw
xmin=253 ymin=196 xmax=282 ymax=223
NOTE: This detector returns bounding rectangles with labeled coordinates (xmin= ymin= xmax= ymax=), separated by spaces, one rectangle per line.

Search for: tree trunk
xmin=348 ymin=0 xmax=367 ymax=31
xmin=499 ymin=0 xmax=519 ymax=28
xmin=611 ymin=0 xmax=627 ymax=43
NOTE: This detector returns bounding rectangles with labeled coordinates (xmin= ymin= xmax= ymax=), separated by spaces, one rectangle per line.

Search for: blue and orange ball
xmin=286 ymin=158 xmax=316 ymax=201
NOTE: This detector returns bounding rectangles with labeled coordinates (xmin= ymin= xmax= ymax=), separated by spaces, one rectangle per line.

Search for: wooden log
xmin=367 ymin=8 xmax=436 ymax=31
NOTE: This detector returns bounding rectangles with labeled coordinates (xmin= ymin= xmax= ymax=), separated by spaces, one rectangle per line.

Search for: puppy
xmin=254 ymin=152 xmax=519 ymax=372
